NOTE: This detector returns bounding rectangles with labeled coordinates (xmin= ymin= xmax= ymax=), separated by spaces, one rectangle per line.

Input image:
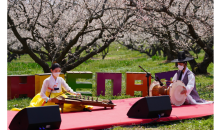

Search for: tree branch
xmin=66 ymin=29 xmax=104 ymax=64
xmin=183 ymin=0 xmax=191 ymax=16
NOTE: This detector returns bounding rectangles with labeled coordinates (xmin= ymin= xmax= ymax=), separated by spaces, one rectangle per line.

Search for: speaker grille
xmin=27 ymin=106 xmax=61 ymax=124
xmin=127 ymin=96 xmax=172 ymax=118
xmin=9 ymin=105 xmax=61 ymax=130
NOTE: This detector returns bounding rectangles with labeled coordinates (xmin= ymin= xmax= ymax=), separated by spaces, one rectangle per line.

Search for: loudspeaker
xmin=127 ymin=95 xmax=172 ymax=118
xmin=9 ymin=105 xmax=61 ymax=130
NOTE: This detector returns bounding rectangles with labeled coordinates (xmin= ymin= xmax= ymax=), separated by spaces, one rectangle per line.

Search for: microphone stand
xmin=138 ymin=66 xmax=164 ymax=96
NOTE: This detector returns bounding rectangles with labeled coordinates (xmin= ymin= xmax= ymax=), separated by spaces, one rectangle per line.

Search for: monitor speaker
xmin=9 ymin=105 xmax=61 ymax=130
xmin=127 ymin=95 xmax=172 ymax=118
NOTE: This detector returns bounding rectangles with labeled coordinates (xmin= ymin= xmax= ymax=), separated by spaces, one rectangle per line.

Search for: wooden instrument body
xmin=151 ymin=85 xmax=170 ymax=96
xmin=53 ymin=96 xmax=116 ymax=113
xmin=149 ymin=80 xmax=187 ymax=106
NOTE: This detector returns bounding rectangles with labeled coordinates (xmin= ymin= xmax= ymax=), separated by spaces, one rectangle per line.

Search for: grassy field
xmin=7 ymin=43 xmax=214 ymax=129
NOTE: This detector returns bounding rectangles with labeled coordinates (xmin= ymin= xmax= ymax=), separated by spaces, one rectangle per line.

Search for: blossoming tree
xmin=8 ymin=0 xmax=134 ymax=73
xmin=119 ymin=0 xmax=213 ymax=74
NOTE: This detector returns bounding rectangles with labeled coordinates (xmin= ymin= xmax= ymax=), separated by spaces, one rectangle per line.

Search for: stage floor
xmin=7 ymin=97 xmax=214 ymax=130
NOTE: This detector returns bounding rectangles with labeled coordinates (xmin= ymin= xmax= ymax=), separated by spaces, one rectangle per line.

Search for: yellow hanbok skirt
xmin=11 ymin=91 xmax=93 ymax=112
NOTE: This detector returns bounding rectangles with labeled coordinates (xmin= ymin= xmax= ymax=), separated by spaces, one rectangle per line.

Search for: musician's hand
xmin=48 ymin=98 xmax=53 ymax=102
xmin=47 ymin=98 xmax=51 ymax=102
xmin=67 ymin=90 xmax=80 ymax=95
xmin=75 ymin=92 xmax=81 ymax=95
xmin=70 ymin=92 xmax=81 ymax=96
xmin=180 ymin=86 xmax=187 ymax=94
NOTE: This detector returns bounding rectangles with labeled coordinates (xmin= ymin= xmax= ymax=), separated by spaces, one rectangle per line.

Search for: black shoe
xmin=83 ymin=108 xmax=92 ymax=112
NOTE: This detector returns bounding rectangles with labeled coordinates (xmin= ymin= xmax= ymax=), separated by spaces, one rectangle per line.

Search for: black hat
xmin=50 ymin=63 xmax=61 ymax=70
xmin=171 ymin=51 xmax=194 ymax=63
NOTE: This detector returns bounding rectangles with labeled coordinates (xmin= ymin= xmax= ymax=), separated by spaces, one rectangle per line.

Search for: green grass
xmin=7 ymin=43 xmax=214 ymax=130
xmin=7 ymin=98 xmax=32 ymax=110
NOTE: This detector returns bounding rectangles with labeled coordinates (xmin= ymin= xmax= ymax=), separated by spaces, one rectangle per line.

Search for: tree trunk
xmin=166 ymin=49 xmax=174 ymax=60
xmin=41 ymin=65 xmax=51 ymax=73
xmin=157 ymin=46 xmax=162 ymax=56
xmin=151 ymin=45 xmax=157 ymax=56
xmin=163 ymin=46 xmax=175 ymax=60
xmin=188 ymin=53 xmax=213 ymax=74
xmin=61 ymin=39 xmax=115 ymax=73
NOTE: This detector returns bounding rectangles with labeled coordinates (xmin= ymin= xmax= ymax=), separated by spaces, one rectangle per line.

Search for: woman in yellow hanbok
xmin=11 ymin=63 xmax=93 ymax=112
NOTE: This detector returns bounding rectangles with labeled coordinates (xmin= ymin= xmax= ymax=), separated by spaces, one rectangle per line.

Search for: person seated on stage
xmin=11 ymin=63 xmax=93 ymax=112
xmin=171 ymin=51 xmax=213 ymax=105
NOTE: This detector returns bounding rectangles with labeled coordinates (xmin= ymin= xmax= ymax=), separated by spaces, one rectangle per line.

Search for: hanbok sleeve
xmin=60 ymin=77 xmax=77 ymax=95
xmin=185 ymin=73 xmax=195 ymax=95
xmin=169 ymin=73 xmax=177 ymax=86
xmin=40 ymin=79 xmax=49 ymax=101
